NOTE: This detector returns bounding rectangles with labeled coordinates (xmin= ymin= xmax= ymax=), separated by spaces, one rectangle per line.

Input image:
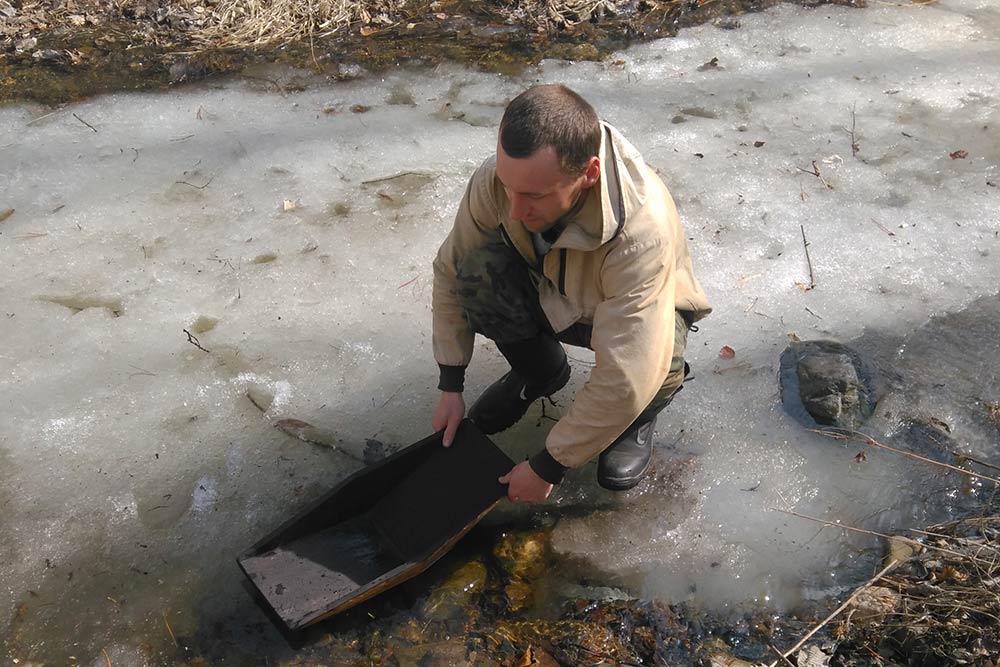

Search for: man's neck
xmin=542 ymin=187 xmax=590 ymax=243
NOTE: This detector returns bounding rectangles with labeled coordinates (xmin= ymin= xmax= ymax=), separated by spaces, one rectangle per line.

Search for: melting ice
xmin=1 ymin=0 xmax=999 ymax=662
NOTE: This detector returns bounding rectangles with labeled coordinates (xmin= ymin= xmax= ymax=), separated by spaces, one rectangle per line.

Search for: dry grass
xmin=828 ymin=516 xmax=1000 ymax=666
xmin=192 ymin=0 xmax=408 ymax=48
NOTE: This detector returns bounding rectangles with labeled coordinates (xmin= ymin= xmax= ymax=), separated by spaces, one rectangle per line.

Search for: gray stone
xmin=780 ymin=340 xmax=877 ymax=429
xmin=797 ymin=352 xmax=861 ymax=425
xmin=32 ymin=49 xmax=65 ymax=63
xmin=15 ymin=37 xmax=37 ymax=53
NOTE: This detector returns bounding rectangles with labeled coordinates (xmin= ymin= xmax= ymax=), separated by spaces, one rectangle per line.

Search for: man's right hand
xmin=432 ymin=391 xmax=466 ymax=447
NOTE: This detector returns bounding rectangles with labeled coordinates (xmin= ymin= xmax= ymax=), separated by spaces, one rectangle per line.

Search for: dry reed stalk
xmin=809 ymin=428 xmax=1000 ymax=486
xmin=193 ymin=0 xmax=397 ymax=48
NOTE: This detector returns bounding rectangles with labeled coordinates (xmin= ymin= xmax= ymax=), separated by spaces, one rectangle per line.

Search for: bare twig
xmin=361 ymin=171 xmax=431 ymax=186
xmin=871 ymin=218 xmax=895 ymax=237
xmin=949 ymin=448 xmax=1000 ymax=473
xmin=176 ymin=174 xmax=215 ymax=189
xmin=103 ymin=647 xmax=112 ymax=667
xmin=163 ymin=610 xmax=178 ymax=646
xmin=767 ymin=559 xmax=900 ymax=667
xmin=797 ymin=160 xmax=834 ymax=189
xmin=805 ymin=306 xmax=823 ymax=320
xmin=800 ymin=224 xmax=815 ymax=290
xmin=770 ymin=644 xmax=797 ymax=667
xmin=127 ymin=364 xmax=156 ymax=378
xmin=26 ymin=109 xmax=62 ymax=126
xmin=810 ymin=428 xmax=1000 ymax=486
xmin=843 ymin=103 xmax=859 ymax=157
xmin=73 ymin=113 xmax=98 ymax=132
xmin=773 ymin=508 xmax=986 ymax=563
xmin=379 ymin=384 xmax=406 ymax=408
xmin=183 ymin=329 xmax=210 ymax=353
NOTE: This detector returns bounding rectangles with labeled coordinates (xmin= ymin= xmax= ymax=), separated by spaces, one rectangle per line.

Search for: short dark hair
xmin=499 ymin=84 xmax=601 ymax=175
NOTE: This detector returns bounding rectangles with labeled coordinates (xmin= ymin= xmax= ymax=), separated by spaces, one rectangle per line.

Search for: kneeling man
xmin=431 ymin=84 xmax=711 ymax=502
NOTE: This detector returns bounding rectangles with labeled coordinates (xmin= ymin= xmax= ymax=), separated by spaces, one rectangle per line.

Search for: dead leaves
xmin=697 ymin=57 xmax=720 ymax=72
xmin=719 ymin=345 xmax=736 ymax=359
xmin=514 ymin=648 xmax=535 ymax=667
xmin=0 ymin=208 xmax=14 ymax=222
xmin=949 ymin=150 xmax=969 ymax=160
xmin=986 ymin=401 xmax=1000 ymax=425
xmin=514 ymin=646 xmax=558 ymax=667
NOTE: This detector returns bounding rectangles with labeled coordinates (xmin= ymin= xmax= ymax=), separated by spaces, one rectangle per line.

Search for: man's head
xmin=496 ymin=85 xmax=601 ymax=233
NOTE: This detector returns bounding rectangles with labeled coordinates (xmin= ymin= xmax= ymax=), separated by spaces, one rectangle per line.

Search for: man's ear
xmin=583 ymin=156 xmax=601 ymax=188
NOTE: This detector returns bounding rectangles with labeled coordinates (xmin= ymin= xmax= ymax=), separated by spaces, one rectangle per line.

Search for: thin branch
xmin=871 ymin=218 xmax=895 ymax=237
xmin=797 ymin=160 xmax=834 ymax=189
xmin=772 ymin=508 xmax=987 ymax=563
xmin=769 ymin=643 xmax=797 ymax=667
xmin=162 ymin=610 xmax=178 ymax=646
xmin=127 ymin=363 xmax=156 ymax=378
xmin=951 ymin=451 xmax=1000 ymax=473
xmin=73 ymin=113 xmax=98 ymax=132
xmin=800 ymin=224 xmax=815 ymax=290
xmin=842 ymin=102 xmax=859 ymax=157
xmin=810 ymin=428 xmax=1000 ymax=486
xmin=361 ymin=171 xmax=431 ymax=185
xmin=183 ymin=329 xmax=210 ymax=353
xmin=379 ymin=384 xmax=406 ymax=408
xmin=26 ymin=109 xmax=62 ymax=126
xmin=767 ymin=559 xmax=900 ymax=667
xmin=175 ymin=174 xmax=215 ymax=189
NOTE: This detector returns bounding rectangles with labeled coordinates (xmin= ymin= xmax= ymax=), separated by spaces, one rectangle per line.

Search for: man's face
xmin=495 ymin=143 xmax=600 ymax=234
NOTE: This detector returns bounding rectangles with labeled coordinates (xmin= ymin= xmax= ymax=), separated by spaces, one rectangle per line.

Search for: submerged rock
xmin=780 ymin=340 xmax=878 ymax=429
xmin=391 ymin=639 xmax=469 ymax=667
xmin=493 ymin=530 xmax=550 ymax=612
xmin=420 ymin=559 xmax=488 ymax=622
xmin=697 ymin=637 xmax=756 ymax=667
xmin=848 ymin=586 xmax=901 ymax=626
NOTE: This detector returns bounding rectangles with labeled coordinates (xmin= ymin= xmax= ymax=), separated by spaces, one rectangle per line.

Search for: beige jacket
xmin=432 ymin=123 xmax=711 ymax=468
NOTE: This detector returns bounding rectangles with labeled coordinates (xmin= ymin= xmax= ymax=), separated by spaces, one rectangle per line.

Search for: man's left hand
xmin=498 ymin=461 xmax=553 ymax=503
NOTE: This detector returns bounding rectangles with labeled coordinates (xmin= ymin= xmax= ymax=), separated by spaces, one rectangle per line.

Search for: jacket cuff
xmin=437 ymin=364 xmax=467 ymax=392
xmin=529 ymin=449 xmax=569 ymax=485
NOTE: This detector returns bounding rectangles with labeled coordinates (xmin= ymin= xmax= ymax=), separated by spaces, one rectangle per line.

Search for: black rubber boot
xmin=598 ymin=363 xmax=690 ymax=491
xmin=469 ymin=336 xmax=570 ymax=435
xmin=597 ymin=417 xmax=657 ymax=490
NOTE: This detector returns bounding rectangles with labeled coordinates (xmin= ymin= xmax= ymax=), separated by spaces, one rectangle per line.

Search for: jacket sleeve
xmin=544 ymin=231 xmax=678 ymax=468
xmin=431 ymin=159 xmax=502 ymax=385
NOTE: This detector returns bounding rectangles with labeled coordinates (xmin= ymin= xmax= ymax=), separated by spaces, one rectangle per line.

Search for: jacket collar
xmin=551 ymin=122 xmax=641 ymax=252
